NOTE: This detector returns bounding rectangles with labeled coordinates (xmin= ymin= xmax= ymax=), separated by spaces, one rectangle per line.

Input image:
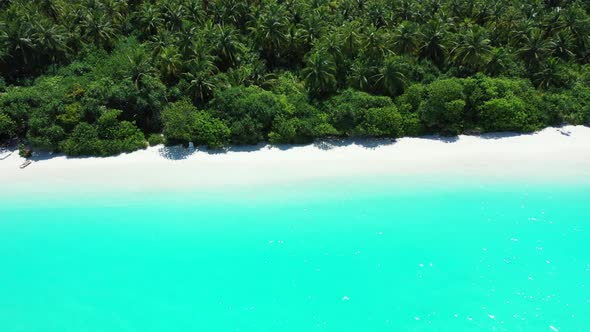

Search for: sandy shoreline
xmin=1 ymin=125 xmax=589 ymax=191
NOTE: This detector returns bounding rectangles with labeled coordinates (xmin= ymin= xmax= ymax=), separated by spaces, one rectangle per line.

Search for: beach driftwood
xmin=19 ymin=160 xmax=32 ymax=169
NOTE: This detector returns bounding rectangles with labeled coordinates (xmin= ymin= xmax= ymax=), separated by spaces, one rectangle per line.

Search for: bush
xmin=162 ymin=100 xmax=230 ymax=149
xmin=148 ymin=134 xmax=165 ymax=146
xmin=353 ymin=106 xmax=404 ymax=138
xmin=322 ymin=89 xmax=394 ymax=135
xmin=60 ymin=123 xmax=101 ymax=156
xmin=60 ymin=110 xmax=146 ymax=156
xmin=402 ymin=112 xmax=424 ymax=137
xmin=18 ymin=144 xmax=32 ymax=158
xmin=191 ymin=111 xmax=230 ymax=149
xmin=0 ymin=113 xmax=17 ymax=141
xmin=419 ymin=78 xmax=466 ymax=135
xmin=209 ymin=86 xmax=292 ymax=144
xmin=479 ymin=96 xmax=528 ymax=132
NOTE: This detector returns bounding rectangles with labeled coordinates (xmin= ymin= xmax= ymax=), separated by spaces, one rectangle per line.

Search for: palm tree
xmin=5 ymin=21 xmax=35 ymax=65
xmin=212 ymin=24 xmax=245 ymax=70
xmin=157 ymin=46 xmax=183 ymax=82
xmin=184 ymin=0 xmax=205 ymax=25
xmin=517 ymin=28 xmax=551 ymax=68
xmin=249 ymin=3 xmax=288 ymax=67
xmin=81 ymin=13 xmax=117 ymax=48
xmin=348 ymin=58 xmax=375 ymax=92
xmin=161 ymin=3 xmax=186 ymax=32
xmin=302 ymin=52 xmax=337 ymax=97
xmin=284 ymin=23 xmax=306 ymax=65
xmin=560 ymin=2 xmax=590 ymax=59
xmin=392 ymin=21 xmax=419 ymax=55
xmin=35 ymin=0 xmax=62 ymax=22
xmin=175 ymin=26 xmax=199 ymax=56
xmin=485 ymin=47 xmax=512 ymax=77
xmin=317 ymin=34 xmax=346 ymax=86
xmin=394 ymin=0 xmax=417 ymax=22
xmin=33 ymin=22 xmax=70 ymax=62
xmin=0 ymin=23 xmax=9 ymax=61
xmin=337 ymin=20 xmax=361 ymax=58
xmin=548 ymin=30 xmax=575 ymax=61
xmin=361 ymin=25 xmax=389 ymax=62
xmin=185 ymin=38 xmax=218 ymax=74
xmin=533 ymin=57 xmax=564 ymax=89
xmin=373 ymin=56 xmax=408 ymax=97
xmin=418 ymin=20 xmax=447 ymax=67
xmin=146 ymin=31 xmax=172 ymax=58
xmin=126 ymin=48 xmax=156 ymax=88
xmin=183 ymin=70 xmax=217 ymax=104
xmin=137 ymin=4 xmax=163 ymax=38
xmin=103 ymin=0 xmax=127 ymax=26
xmin=450 ymin=27 xmax=492 ymax=72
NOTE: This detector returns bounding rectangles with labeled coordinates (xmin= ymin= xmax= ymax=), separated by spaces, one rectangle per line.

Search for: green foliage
xmin=1 ymin=0 xmax=589 ymax=156
xmin=479 ymin=96 xmax=529 ymax=132
xmin=162 ymin=100 xmax=229 ymax=149
xmin=148 ymin=134 xmax=165 ymax=146
xmin=209 ymin=86 xmax=292 ymax=144
xmin=353 ymin=106 xmax=404 ymax=138
xmin=19 ymin=144 xmax=32 ymax=158
xmin=60 ymin=110 xmax=146 ymax=156
xmin=191 ymin=111 xmax=230 ymax=149
xmin=419 ymin=79 xmax=466 ymax=135
xmin=322 ymin=89 xmax=394 ymax=136
xmin=161 ymin=100 xmax=194 ymax=143
xmin=0 ymin=113 xmax=17 ymax=141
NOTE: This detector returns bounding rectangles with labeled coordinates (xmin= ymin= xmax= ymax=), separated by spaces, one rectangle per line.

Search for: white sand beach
xmin=1 ymin=125 xmax=589 ymax=191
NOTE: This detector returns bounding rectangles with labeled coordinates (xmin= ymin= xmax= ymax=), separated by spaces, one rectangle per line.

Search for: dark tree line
xmin=1 ymin=0 xmax=589 ymax=155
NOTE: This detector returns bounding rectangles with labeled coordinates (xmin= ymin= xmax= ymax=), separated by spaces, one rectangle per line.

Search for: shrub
xmin=353 ymin=106 xmax=404 ymax=138
xmin=148 ymin=134 xmax=165 ymax=146
xmin=191 ymin=111 xmax=230 ymax=149
xmin=60 ymin=123 xmax=101 ymax=156
xmin=0 ymin=113 xmax=17 ymax=141
xmin=209 ymin=86 xmax=292 ymax=144
xmin=162 ymin=100 xmax=230 ymax=148
xmin=479 ymin=96 xmax=528 ymax=132
xmin=18 ymin=144 xmax=32 ymax=158
xmin=419 ymin=78 xmax=466 ymax=135
xmin=322 ymin=89 xmax=394 ymax=135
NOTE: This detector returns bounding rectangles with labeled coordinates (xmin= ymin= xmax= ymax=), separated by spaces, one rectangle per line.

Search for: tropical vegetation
xmin=1 ymin=0 xmax=589 ymax=155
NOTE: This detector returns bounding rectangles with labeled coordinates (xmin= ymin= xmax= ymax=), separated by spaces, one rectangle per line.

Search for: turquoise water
xmin=0 ymin=178 xmax=589 ymax=331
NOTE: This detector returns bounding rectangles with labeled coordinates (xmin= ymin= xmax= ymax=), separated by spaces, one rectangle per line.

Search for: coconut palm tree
xmin=137 ymin=4 xmax=163 ymax=38
xmin=348 ymin=58 xmax=375 ymax=92
xmin=337 ymin=20 xmax=361 ymax=58
xmin=183 ymin=70 xmax=217 ymax=104
xmin=517 ymin=28 xmax=551 ymax=68
xmin=126 ymin=47 xmax=156 ymax=88
xmin=361 ymin=25 xmax=389 ymax=62
xmin=450 ymin=27 xmax=492 ymax=72
xmin=33 ymin=22 xmax=71 ymax=62
xmin=81 ymin=13 xmax=117 ymax=48
xmin=548 ymin=30 xmax=575 ymax=61
xmin=373 ymin=56 xmax=408 ymax=97
xmin=249 ymin=3 xmax=288 ymax=67
xmin=161 ymin=3 xmax=186 ymax=32
xmin=533 ymin=57 xmax=564 ymax=89
xmin=157 ymin=46 xmax=183 ymax=82
xmin=392 ymin=21 xmax=419 ymax=55
xmin=302 ymin=51 xmax=337 ymax=97
xmin=212 ymin=24 xmax=245 ymax=70
xmin=418 ymin=20 xmax=448 ymax=67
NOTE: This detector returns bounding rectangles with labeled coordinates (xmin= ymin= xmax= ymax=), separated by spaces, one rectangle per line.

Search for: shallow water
xmin=0 ymin=178 xmax=589 ymax=331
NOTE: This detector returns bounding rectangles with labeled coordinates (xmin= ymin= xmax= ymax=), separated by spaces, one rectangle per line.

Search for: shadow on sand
xmin=6 ymin=125 xmax=579 ymax=163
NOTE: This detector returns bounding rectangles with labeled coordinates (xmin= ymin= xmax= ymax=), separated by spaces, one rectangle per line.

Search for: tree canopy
xmin=1 ymin=0 xmax=589 ymax=155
